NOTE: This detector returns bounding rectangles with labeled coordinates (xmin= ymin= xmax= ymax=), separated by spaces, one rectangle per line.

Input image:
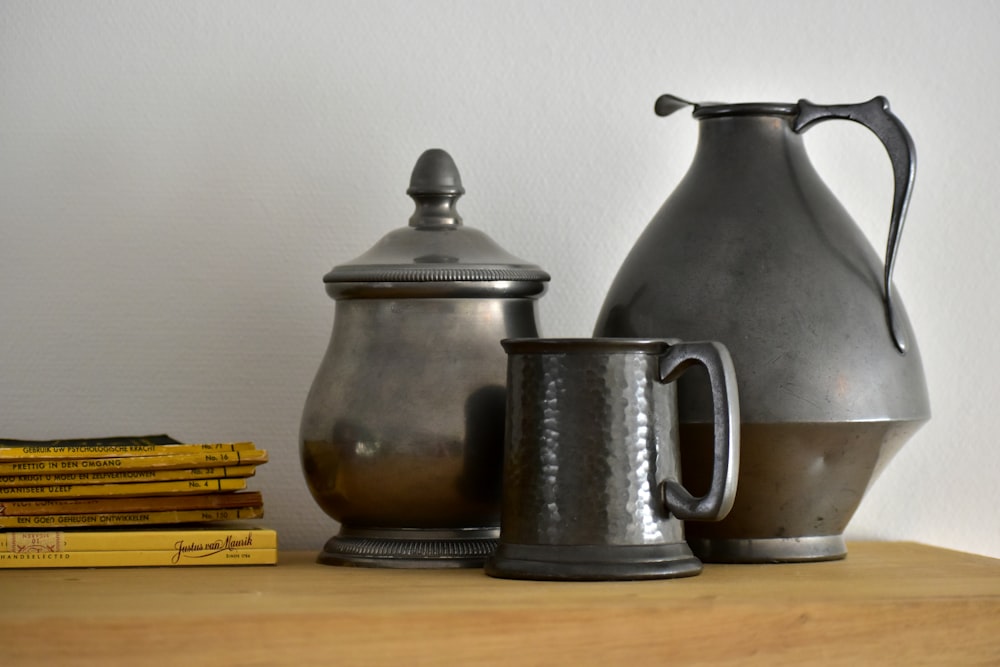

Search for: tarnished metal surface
xmin=486 ymin=338 xmax=738 ymax=580
xmin=595 ymin=96 xmax=930 ymax=562
xmin=301 ymin=149 xmax=547 ymax=567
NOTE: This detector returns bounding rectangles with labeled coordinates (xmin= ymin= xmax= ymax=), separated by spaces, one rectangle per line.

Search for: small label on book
xmin=6 ymin=532 xmax=63 ymax=553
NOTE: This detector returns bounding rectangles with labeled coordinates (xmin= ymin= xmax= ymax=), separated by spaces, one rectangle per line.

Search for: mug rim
xmin=501 ymin=337 xmax=677 ymax=354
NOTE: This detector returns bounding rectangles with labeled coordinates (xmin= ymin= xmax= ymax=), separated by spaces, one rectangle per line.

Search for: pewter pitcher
xmin=594 ymin=95 xmax=930 ymax=562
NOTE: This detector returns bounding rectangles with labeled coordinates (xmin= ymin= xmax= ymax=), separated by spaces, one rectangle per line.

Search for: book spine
xmin=2 ymin=527 xmax=277 ymax=552
xmin=0 ymin=548 xmax=278 ymax=568
xmin=0 ymin=465 xmax=258 ymax=488
xmin=0 ymin=442 xmax=258 ymax=461
xmin=0 ymin=490 xmax=263 ymax=516
xmin=0 ymin=435 xmax=179 ymax=447
xmin=0 ymin=449 xmax=268 ymax=475
xmin=0 ymin=506 xmax=264 ymax=529
xmin=0 ymin=478 xmax=247 ymax=500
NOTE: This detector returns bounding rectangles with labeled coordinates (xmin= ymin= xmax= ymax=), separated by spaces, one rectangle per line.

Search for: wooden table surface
xmin=2 ymin=542 xmax=998 ymax=666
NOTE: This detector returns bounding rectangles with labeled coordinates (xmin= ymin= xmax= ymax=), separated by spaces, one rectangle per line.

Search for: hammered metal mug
xmin=485 ymin=338 xmax=739 ymax=580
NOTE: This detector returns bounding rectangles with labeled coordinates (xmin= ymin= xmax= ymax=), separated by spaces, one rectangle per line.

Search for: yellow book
xmin=0 ymin=547 xmax=278 ymax=568
xmin=0 ymin=490 xmax=263 ymax=516
xmin=0 ymin=506 xmax=264 ymax=529
xmin=2 ymin=526 xmax=277 ymax=552
xmin=0 ymin=441 xmax=258 ymax=462
xmin=0 ymin=465 xmax=258 ymax=488
xmin=0 ymin=434 xmax=179 ymax=448
xmin=0 ymin=477 xmax=246 ymax=500
xmin=0 ymin=449 xmax=268 ymax=475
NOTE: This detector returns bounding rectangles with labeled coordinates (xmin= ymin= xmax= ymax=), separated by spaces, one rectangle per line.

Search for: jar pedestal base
xmin=317 ymin=526 xmax=499 ymax=568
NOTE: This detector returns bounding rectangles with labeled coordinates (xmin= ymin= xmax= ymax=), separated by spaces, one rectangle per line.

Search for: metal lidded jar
xmin=300 ymin=148 xmax=549 ymax=568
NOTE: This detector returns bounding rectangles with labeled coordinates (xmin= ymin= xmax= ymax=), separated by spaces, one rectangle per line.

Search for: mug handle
xmin=657 ymin=341 xmax=740 ymax=521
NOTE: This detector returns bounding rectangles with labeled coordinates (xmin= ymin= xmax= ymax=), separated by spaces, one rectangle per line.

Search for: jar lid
xmin=323 ymin=149 xmax=550 ymax=296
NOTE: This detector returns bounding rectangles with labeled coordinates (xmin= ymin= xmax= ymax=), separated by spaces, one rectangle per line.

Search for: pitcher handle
xmin=657 ymin=341 xmax=740 ymax=521
xmin=793 ymin=96 xmax=915 ymax=353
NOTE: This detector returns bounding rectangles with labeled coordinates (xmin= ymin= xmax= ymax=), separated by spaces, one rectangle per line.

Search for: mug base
xmin=687 ymin=535 xmax=847 ymax=563
xmin=317 ymin=526 xmax=499 ymax=568
xmin=485 ymin=542 xmax=703 ymax=581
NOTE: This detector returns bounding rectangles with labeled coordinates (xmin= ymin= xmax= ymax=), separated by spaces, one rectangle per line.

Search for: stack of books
xmin=0 ymin=435 xmax=275 ymax=567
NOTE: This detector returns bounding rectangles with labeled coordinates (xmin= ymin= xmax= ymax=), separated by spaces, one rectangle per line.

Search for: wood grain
xmin=2 ymin=542 xmax=997 ymax=666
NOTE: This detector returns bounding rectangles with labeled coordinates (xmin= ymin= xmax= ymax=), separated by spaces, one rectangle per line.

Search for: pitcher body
xmin=595 ymin=97 xmax=930 ymax=562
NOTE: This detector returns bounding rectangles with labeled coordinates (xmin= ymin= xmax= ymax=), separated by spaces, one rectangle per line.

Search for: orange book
xmin=0 ymin=449 xmax=268 ymax=475
xmin=0 ymin=491 xmax=263 ymax=516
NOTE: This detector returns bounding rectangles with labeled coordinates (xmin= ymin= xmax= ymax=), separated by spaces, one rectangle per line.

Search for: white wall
xmin=2 ymin=1 xmax=997 ymax=558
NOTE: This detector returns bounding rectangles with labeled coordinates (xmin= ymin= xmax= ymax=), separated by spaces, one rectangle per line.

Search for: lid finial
xmin=407 ymin=149 xmax=465 ymax=228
